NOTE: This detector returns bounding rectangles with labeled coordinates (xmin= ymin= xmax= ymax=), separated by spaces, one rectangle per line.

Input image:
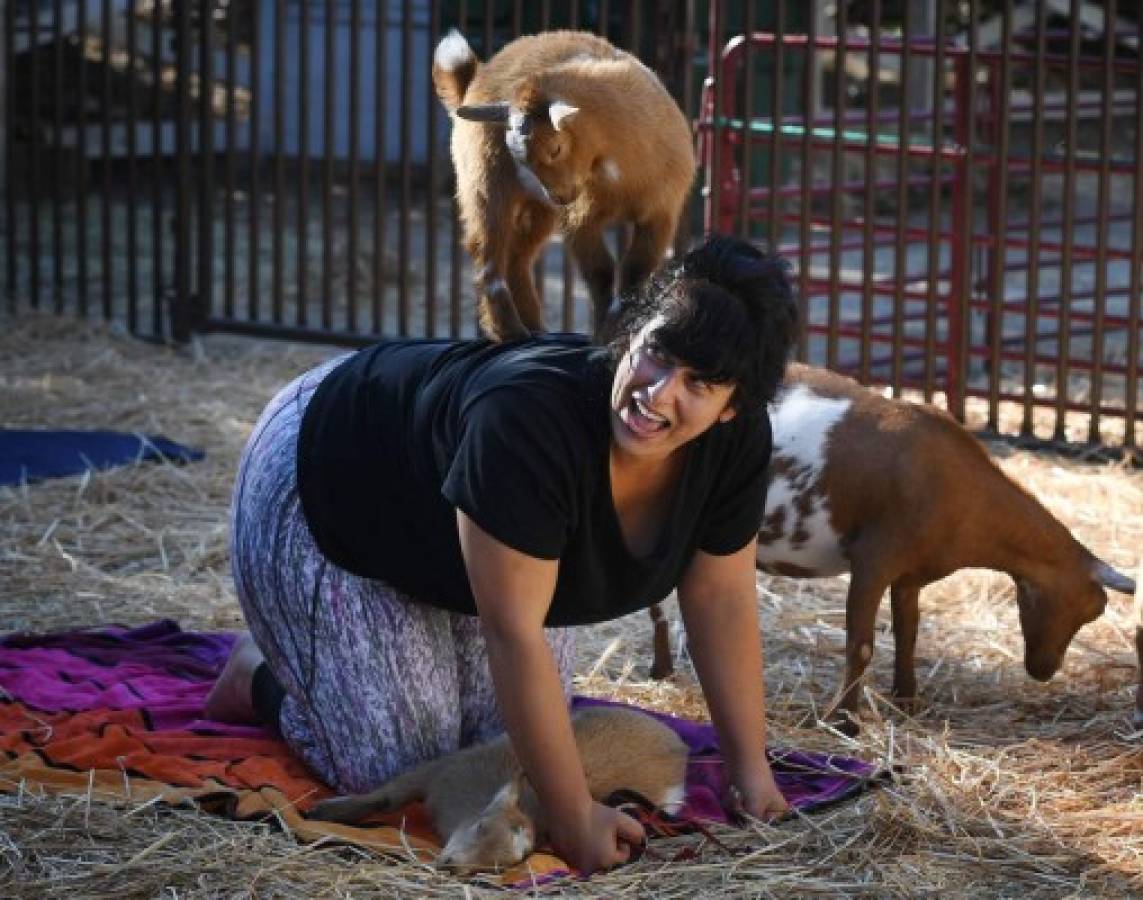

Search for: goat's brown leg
xmin=505 ymin=203 xmax=558 ymax=334
xmin=463 ymin=184 xmax=529 ymax=342
xmin=567 ymin=221 xmax=616 ymax=337
xmin=835 ymin=562 xmax=892 ymax=735
xmin=649 ymin=603 xmax=673 ymax=679
xmin=1134 ymin=624 xmax=1143 ymax=729
xmin=619 ymin=216 xmax=675 ymax=301
xmin=889 ymin=581 xmax=921 ymax=711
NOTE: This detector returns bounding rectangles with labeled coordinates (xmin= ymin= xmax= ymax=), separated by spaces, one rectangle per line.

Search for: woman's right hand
xmin=548 ymin=800 xmax=646 ymax=875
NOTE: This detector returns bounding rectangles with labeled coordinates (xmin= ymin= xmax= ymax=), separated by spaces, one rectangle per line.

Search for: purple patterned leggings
xmin=230 ymin=357 xmax=577 ymax=794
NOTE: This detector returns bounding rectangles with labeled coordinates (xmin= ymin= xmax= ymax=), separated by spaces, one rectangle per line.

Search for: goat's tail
xmin=432 ymin=29 xmax=478 ymax=112
xmin=306 ymin=767 xmax=428 ymax=826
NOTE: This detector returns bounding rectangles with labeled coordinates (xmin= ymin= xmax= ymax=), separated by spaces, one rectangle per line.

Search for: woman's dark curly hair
xmin=605 ymin=234 xmax=798 ymax=414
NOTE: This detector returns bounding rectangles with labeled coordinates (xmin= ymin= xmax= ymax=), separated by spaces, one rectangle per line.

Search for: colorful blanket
xmin=0 ymin=429 xmax=204 ymax=487
xmin=0 ymin=621 xmax=889 ymax=886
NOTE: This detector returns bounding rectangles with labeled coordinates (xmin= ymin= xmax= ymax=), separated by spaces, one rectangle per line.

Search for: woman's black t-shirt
xmin=296 ymin=334 xmax=771 ymax=627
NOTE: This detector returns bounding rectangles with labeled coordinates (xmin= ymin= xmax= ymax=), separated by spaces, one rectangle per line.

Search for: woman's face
xmin=610 ymin=317 xmax=738 ymax=462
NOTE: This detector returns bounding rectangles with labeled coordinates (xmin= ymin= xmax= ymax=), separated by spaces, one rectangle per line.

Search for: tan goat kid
xmin=649 ymin=364 xmax=1137 ymax=730
xmin=432 ymin=29 xmax=696 ymax=340
xmin=307 ymin=705 xmax=688 ymax=873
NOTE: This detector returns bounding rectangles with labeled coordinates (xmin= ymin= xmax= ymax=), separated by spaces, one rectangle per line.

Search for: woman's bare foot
xmin=204 ymin=632 xmax=265 ymax=723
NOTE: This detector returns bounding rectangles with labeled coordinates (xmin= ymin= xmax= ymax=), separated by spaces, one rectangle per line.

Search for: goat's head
xmin=1016 ymin=556 xmax=1134 ymax=681
xmin=437 ymin=774 xmax=537 ymax=874
xmin=457 ymin=89 xmax=597 ymax=207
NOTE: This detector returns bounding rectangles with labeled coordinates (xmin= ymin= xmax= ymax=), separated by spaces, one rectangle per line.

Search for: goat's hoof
xmin=828 ymin=710 xmax=862 ymax=737
xmin=892 ymin=693 xmax=920 ymax=716
xmin=649 ymin=661 xmax=674 ymax=681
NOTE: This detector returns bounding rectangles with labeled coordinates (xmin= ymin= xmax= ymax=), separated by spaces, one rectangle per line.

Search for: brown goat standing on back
xmin=649 ymin=364 xmax=1138 ymax=731
xmin=432 ymin=29 xmax=696 ymax=340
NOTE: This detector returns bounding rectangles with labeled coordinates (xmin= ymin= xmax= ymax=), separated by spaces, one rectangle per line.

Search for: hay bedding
xmin=1 ymin=312 xmax=1140 ymax=897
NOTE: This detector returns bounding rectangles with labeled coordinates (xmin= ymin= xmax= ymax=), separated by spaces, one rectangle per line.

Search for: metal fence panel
xmin=4 ymin=0 xmax=1141 ymax=451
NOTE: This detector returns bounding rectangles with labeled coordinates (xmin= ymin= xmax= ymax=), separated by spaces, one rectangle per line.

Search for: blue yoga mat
xmin=0 ymin=429 xmax=205 ymax=488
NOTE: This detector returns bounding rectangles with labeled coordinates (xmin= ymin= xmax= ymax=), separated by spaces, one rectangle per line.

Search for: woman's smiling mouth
xmin=621 ymin=396 xmax=670 ymax=437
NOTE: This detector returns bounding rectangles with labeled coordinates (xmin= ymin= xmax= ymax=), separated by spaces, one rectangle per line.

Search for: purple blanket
xmin=1 ymin=620 xmax=889 ymax=823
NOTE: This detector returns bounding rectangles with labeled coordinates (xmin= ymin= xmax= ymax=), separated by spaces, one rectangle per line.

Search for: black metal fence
xmin=4 ymin=1 xmax=1142 ymax=451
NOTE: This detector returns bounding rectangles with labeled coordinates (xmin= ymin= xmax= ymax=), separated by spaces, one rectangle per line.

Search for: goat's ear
xmin=456 ymin=102 xmax=512 ymax=125
xmin=491 ymin=775 xmax=523 ymax=811
xmin=548 ymin=100 xmax=579 ymax=131
xmin=1090 ymin=557 xmax=1136 ymax=594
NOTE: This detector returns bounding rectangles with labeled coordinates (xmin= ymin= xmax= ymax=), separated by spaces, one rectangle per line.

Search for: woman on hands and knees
xmin=207 ymin=234 xmax=798 ymax=873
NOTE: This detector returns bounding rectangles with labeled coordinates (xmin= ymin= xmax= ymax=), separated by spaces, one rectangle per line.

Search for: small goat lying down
xmin=650 ymin=363 xmax=1137 ymax=727
xmin=308 ymin=705 xmax=688 ymax=873
xmin=432 ymin=29 xmax=695 ymax=340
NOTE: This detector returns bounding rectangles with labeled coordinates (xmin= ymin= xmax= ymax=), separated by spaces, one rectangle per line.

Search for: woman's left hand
xmin=727 ymin=761 xmax=789 ymax=822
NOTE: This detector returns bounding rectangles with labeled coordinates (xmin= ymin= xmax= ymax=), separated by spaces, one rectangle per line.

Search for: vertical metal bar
xmin=151 ymin=0 xmax=163 ymax=336
xmin=248 ymin=0 xmax=261 ymax=322
xmin=399 ymin=0 xmax=413 ymax=334
xmin=948 ymin=1 xmax=977 ymax=423
xmin=53 ymin=0 xmax=63 ymax=312
xmin=512 ymin=0 xmax=521 ymax=37
xmin=77 ymin=0 xmax=90 ymax=316
xmin=3 ymin=0 xmax=14 ymax=309
xmin=347 ymin=0 xmax=361 ymax=332
xmin=1054 ymin=0 xmax=1081 ymax=440
xmin=1089 ymin=0 xmax=1116 ymax=443
xmin=374 ymin=0 xmax=389 ymax=333
xmin=1127 ymin=31 xmax=1143 ymax=451
xmin=173 ymin=0 xmax=192 ymax=341
xmin=768 ymin=0 xmax=786 ymax=251
xmin=986 ymin=0 xmax=1012 ymax=432
xmin=859 ymin=0 xmax=880 ymax=384
xmin=1022 ymin=1 xmax=1046 ymax=435
xmin=198 ymin=0 xmax=216 ymax=330
xmin=297 ymin=0 xmax=311 ymax=327
xmin=561 ymin=0 xmax=578 ymax=331
xmin=707 ymin=1 xmax=724 ymax=235
xmin=322 ymin=0 xmax=335 ymax=329
xmin=272 ymin=0 xmax=285 ymax=323
xmin=101 ymin=0 xmax=113 ymax=319
xmin=450 ymin=0 xmax=467 ymax=337
xmin=598 ymin=0 xmax=609 ymax=37
xmin=826 ymin=0 xmax=847 ymax=370
xmin=797 ymin=0 xmax=816 ymax=363
xmin=630 ymin=0 xmax=641 ymax=54
xmin=483 ymin=0 xmax=492 ymax=69
xmin=224 ymin=0 xmax=238 ymax=320
xmin=424 ymin=0 xmax=439 ymax=336
xmin=891 ymin=0 xmax=911 ymax=394
xmin=738 ymin=0 xmax=755 ymax=239
xmin=923 ymin=7 xmax=946 ymax=402
xmin=29 ymin=0 xmax=42 ymax=309
xmin=127 ymin=0 xmax=139 ymax=332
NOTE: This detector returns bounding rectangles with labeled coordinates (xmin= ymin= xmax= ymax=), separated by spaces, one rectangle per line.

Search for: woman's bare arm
xmin=457 ymin=511 xmax=644 ymax=872
xmin=677 ymin=538 xmax=788 ymax=819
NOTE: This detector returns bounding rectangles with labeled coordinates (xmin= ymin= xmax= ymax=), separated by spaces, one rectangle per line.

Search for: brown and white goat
xmin=432 ymin=29 xmax=696 ymax=340
xmin=307 ymin=705 xmax=687 ymax=873
xmin=650 ymin=363 xmax=1137 ymax=729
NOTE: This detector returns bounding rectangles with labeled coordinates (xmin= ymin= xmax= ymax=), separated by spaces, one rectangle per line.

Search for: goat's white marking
xmin=513 ymin=160 xmax=555 ymax=206
xmin=548 ymin=100 xmax=579 ymax=130
xmin=434 ymin=29 xmax=473 ymax=72
xmin=599 ymin=158 xmax=621 ymax=182
xmin=511 ymin=826 xmax=533 ymax=861
xmin=660 ymin=783 xmax=686 ymax=815
xmin=756 ymin=384 xmax=851 ymax=575
xmin=506 ymin=111 xmax=529 ymax=162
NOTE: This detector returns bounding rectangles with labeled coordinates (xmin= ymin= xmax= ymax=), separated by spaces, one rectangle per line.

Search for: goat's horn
xmin=456 ymin=102 xmax=511 ymax=124
xmin=1092 ymin=558 xmax=1137 ymax=594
